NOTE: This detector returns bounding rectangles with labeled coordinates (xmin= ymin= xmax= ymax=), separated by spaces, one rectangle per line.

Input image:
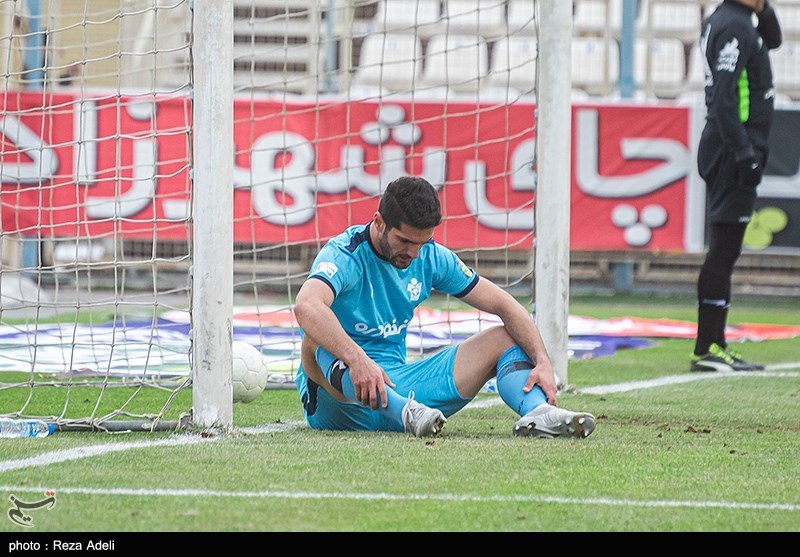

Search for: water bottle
xmin=0 ymin=419 xmax=56 ymax=438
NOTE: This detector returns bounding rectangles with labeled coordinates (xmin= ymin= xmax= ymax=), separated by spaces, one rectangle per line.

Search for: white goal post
xmin=535 ymin=0 xmax=572 ymax=389
xmin=192 ymin=0 xmax=235 ymax=429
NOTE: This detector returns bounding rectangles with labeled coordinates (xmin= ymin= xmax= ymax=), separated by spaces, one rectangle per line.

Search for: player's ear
xmin=373 ymin=211 xmax=385 ymax=231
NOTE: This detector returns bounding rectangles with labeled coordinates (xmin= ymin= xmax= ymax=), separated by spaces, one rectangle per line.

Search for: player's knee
xmin=302 ymin=336 xmax=319 ymax=353
xmin=486 ymin=325 xmax=516 ymax=355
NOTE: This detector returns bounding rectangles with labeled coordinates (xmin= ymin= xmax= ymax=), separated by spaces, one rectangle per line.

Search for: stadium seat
xmin=373 ymin=0 xmax=442 ymax=35
xmin=570 ymin=88 xmax=592 ymax=101
xmin=637 ymin=0 xmax=703 ymax=43
xmin=684 ymin=41 xmax=705 ymax=93
xmin=352 ymin=33 xmax=423 ymax=92
xmin=421 ymin=34 xmax=489 ymax=93
xmin=443 ymin=0 xmax=507 ymax=38
xmin=486 ymin=36 xmax=537 ymax=96
xmin=571 ymin=36 xmax=619 ymax=96
xmin=573 ymin=0 xmax=622 ymax=38
xmin=772 ymin=0 xmax=800 ymax=41
xmin=507 ymin=0 xmax=537 ymax=35
xmin=634 ymin=37 xmax=686 ymax=98
xmin=772 ymin=40 xmax=800 ymax=101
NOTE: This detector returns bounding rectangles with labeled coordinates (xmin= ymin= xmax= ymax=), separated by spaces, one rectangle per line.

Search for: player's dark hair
xmin=378 ymin=176 xmax=442 ymax=230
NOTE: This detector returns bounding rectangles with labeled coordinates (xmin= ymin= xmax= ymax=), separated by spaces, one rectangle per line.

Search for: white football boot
xmin=402 ymin=393 xmax=447 ymax=438
xmin=513 ymin=403 xmax=596 ymax=439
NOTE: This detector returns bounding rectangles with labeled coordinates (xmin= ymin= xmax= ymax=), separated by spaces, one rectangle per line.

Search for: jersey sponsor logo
xmin=716 ymin=38 xmax=740 ymax=73
xmin=458 ymin=260 xmax=473 ymax=277
xmin=314 ymin=261 xmax=339 ymax=279
xmin=407 ymin=278 xmax=422 ymax=301
xmin=354 ymin=319 xmax=410 ymax=339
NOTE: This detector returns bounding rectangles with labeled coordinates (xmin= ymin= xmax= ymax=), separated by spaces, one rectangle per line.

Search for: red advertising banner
xmin=230 ymin=98 xmax=537 ymax=249
xmin=571 ymin=103 xmax=690 ymax=251
xmin=1 ymin=92 xmax=691 ymax=251
xmin=0 ymin=93 xmax=538 ymax=249
xmin=0 ymin=92 xmax=193 ymax=239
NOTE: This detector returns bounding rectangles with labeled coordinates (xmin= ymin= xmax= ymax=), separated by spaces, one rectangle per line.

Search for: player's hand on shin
xmin=349 ymin=355 xmax=395 ymax=409
xmin=523 ymin=361 xmax=558 ymax=406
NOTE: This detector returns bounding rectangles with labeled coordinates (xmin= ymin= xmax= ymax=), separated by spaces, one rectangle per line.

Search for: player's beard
xmin=377 ymin=230 xmax=412 ymax=269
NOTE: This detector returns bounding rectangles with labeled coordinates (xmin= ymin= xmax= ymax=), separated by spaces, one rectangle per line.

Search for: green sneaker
xmin=691 ymin=343 xmax=762 ymax=372
xmin=722 ymin=346 xmax=765 ymax=371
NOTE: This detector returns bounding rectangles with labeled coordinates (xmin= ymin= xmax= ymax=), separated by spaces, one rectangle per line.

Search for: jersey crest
xmin=406 ymin=278 xmax=422 ymax=301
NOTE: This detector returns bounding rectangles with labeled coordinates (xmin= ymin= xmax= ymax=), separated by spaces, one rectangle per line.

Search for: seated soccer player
xmin=293 ymin=176 xmax=595 ymax=439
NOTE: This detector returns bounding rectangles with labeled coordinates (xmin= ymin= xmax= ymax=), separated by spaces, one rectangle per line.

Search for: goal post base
xmin=52 ymin=414 xmax=192 ymax=433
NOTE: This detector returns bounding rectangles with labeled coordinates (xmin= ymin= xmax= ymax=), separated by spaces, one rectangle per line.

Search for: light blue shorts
xmin=296 ymin=345 xmax=471 ymax=432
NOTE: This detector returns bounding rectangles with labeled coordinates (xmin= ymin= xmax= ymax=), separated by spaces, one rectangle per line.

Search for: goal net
xmin=0 ymin=0 xmax=569 ymax=432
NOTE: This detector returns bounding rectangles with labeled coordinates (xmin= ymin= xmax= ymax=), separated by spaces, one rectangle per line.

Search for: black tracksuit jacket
xmin=699 ymin=0 xmax=782 ymax=164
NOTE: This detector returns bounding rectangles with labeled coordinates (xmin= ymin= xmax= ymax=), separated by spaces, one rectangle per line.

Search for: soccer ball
xmin=231 ymin=341 xmax=268 ymax=403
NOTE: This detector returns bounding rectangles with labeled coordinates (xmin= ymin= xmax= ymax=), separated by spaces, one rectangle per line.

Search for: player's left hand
xmin=522 ymin=361 xmax=558 ymax=405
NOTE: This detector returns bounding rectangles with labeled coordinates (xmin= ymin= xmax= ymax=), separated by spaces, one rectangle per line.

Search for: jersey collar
xmin=364 ymin=222 xmax=391 ymax=262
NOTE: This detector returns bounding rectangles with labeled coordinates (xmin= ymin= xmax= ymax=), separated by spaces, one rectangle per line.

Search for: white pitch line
xmin=236 ymin=421 xmax=307 ymax=435
xmin=579 ymin=371 xmax=800 ymax=395
xmin=765 ymin=361 xmax=800 ymax=371
xmin=0 ymin=484 xmax=797 ymax=512
xmin=0 ymin=435 xmax=208 ymax=473
xmin=464 ymin=396 xmax=505 ymax=409
xmin=0 ymin=421 xmax=306 ymax=473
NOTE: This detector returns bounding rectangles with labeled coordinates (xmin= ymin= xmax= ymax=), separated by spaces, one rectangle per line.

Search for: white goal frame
xmin=534 ymin=0 xmax=572 ymax=389
xmin=192 ymin=0 xmax=234 ymax=429
xmin=192 ymin=0 xmax=572 ymax=427
xmin=188 ymin=0 xmax=574 ymax=429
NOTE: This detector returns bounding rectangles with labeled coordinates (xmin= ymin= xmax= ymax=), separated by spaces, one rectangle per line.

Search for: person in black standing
xmin=692 ymin=0 xmax=782 ymax=372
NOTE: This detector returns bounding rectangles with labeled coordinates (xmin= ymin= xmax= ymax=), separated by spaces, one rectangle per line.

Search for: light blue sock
xmin=339 ymin=370 xmax=407 ymax=425
xmin=495 ymin=345 xmax=548 ymax=417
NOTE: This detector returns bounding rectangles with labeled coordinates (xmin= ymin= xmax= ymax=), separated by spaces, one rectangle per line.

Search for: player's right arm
xmin=757 ymin=1 xmax=781 ymax=50
xmin=294 ymin=278 xmax=395 ymax=409
xmin=707 ymin=18 xmax=757 ymax=159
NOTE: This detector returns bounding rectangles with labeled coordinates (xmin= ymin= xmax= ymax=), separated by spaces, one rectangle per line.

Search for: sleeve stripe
xmin=308 ymin=275 xmax=337 ymax=297
xmin=454 ymin=274 xmax=480 ymax=298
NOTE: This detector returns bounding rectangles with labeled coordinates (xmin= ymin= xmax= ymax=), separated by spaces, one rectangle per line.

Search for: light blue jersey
xmin=304 ymin=222 xmax=479 ymax=368
xmin=295 ymin=222 xmax=549 ymax=432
